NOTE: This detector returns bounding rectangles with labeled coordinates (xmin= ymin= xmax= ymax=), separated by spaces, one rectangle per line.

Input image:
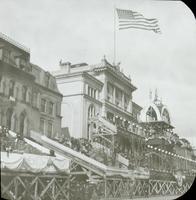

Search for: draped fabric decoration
xmin=1 ymin=152 xmax=70 ymax=173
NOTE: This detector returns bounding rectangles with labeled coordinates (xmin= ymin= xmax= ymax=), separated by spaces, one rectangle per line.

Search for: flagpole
xmin=113 ymin=5 xmax=116 ymax=65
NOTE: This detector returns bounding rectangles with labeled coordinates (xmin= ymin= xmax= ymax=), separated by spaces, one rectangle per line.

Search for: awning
xmin=1 ymin=152 xmax=70 ymax=174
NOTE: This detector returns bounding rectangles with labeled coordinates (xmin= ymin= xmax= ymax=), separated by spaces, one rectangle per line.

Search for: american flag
xmin=116 ymin=8 xmax=161 ymax=33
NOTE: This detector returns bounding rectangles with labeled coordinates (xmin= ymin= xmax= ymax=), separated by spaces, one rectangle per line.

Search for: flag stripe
xmin=119 ymin=20 xmax=159 ymax=25
xmin=119 ymin=19 xmax=158 ymax=23
xmin=119 ymin=25 xmax=160 ymax=31
xmin=119 ymin=26 xmax=160 ymax=32
xmin=119 ymin=18 xmax=158 ymax=22
xmin=119 ymin=23 xmax=159 ymax=28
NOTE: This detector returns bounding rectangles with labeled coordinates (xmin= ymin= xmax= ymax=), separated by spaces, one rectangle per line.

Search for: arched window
xmin=0 ymin=75 xmax=2 ymax=92
xmin=11 ymin=113 xmax=17 ymax=132
xmin=0 ymin=110 xmax=4 ymax=125
xmin=6 ymin=108 xmax=13 ymax=129
xmin=2 ymin=81 xmax=6 ymax=95
xmin=19 ymin=111 xmax=27 ymax=137
xmin=88 ymin=104 xmax=95 ymax=118
xmin=15 ymin=86 xmax=20 ymax=100
xmin=146 ymin=106 xmax=157 ymax=122
xmin=162 ymin=109 xmax=170 ymax=124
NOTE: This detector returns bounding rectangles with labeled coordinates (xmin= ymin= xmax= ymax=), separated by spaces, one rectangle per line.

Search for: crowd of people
xmin=58 ymin=135 xmax=93 ymax=157
xmin=0 ymin=126 xmax=13 ymax=154
xmin=0 ymin=126 xmax=41 ymax=155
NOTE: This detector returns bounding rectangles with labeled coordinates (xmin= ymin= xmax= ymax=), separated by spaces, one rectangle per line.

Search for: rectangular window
xmin=0 ymin=49 xmax=3 ymax=60
xmin=33 ymin=92 xmax=37 ymax=107
xmin=16 ymin=87 xmax=19 ymax=100
xmin=9 ymin=80 xmax=15 ymax=97
xmin=2 ymin=81 xmax=6 ymax=95
xmin=87 ymin=86 xmax=97 ymax=99
xmin=40 ymin=119 xmax=45 ymax=134
xmin=22 ymin=86 xmax=27 ymax=101
xmin=115 ymin=88 xmax=122 ymax=107
xmin=48 ymin=121 xmax=53 ymax=138
xmin=48 ymin=101 xmax=54 ymax=115
xmin=56 ymin=102 xmax=61 ymax=116
xmin=88 ymin=86 xmax=90 ymax=96
xmin=41 ymin=99 xmax=46 ymax=112
xmin=90 ymin=88 xmax=93 ymax=97
xmin=124 ymin=95 xmax=129 ymax=110
xmin=94 ymin=90 xmax=96 ymax=99
xmin=107 ymin=83 xmax=114 ymax=102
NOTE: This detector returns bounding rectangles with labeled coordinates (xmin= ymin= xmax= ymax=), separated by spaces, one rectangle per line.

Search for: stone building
xmin=52 ymin=56 xmax=142 ymax=139
xmin=0 ymin=33 xmax=62 ymax=138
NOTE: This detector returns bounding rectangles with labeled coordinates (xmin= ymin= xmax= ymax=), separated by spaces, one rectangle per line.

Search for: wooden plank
xmin=37 ymin=177 xmax=53 ymax=200
xmin=1 ymin=171 xmax=68 ymax=179
xmin=34 ymin=178 xmax=38 ymax=200
xmin=54 ymin=178 xmax=69 ymax=200
xmin=2 ymin=178 xmax=14 ymax=195
xmin=14 ymin=177 xmax=18 ymax=199
xmin=1 ymin=182 xmax=15 ymax=200
xmin=40 ymin=177 xmax=55 ymax=199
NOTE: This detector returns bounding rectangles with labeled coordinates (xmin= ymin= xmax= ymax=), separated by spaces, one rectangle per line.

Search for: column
xmin=122 ymin=92 xmax=125 ymax=109
xmin=113 ymin=86 xmax=116 ymax=104
xmin=129 ymin=98 xmax=133 ymax=113
xmin=104 ymin=79 xmax=108 ymax=100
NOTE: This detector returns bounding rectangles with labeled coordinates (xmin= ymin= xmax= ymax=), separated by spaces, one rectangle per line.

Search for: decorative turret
xmin=101 ymin=55 xmax=107 ymax=66
xmin=141 ymin=89 xmax=172 ymax=126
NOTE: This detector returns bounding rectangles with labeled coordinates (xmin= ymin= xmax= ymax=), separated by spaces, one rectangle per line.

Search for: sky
xmin=0 ymin=0 xmax=196 ymax=146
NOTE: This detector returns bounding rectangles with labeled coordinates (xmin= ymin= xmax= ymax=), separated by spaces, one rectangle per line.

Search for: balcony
xmin=107 ymin=94 xmax=113 ymax=103
xmin=115 ymin=99 xmax=122 ymax=107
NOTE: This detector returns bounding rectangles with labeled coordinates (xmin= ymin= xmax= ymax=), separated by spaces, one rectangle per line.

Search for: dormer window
xmin=3 ymin=48 xmax=10 ymax=63
xmin=45 ymin=72 xmax=50 ymax=88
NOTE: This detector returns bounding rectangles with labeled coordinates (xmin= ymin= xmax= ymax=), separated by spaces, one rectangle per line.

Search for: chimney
xmin=59 ymin=60 xmax=71 ymax=73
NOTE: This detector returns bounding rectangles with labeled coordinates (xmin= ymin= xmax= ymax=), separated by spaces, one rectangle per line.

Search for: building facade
xmin=0 ymin=33 xmax=62 ymax=138
xmin=52 ymin=56 xmax=196 ymax=173
xmin=52 ymin=56 xmax=142 ymax=139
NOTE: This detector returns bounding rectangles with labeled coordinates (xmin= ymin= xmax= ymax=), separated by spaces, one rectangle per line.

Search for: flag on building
xmin=116 ymin=8 xmax=161 ymax=33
